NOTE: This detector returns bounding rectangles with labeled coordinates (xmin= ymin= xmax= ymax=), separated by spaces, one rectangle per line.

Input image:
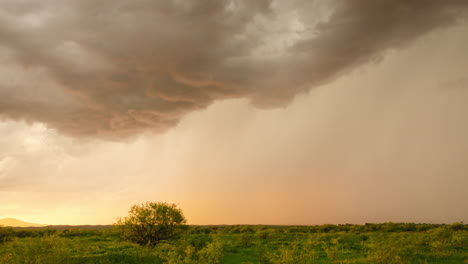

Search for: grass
xmin=0 ymin=223 xmax=467 ymax=263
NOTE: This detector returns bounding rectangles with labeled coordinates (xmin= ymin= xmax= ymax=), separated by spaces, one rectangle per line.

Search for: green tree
xmin=116 ymin=201 xmax=186 ymax=247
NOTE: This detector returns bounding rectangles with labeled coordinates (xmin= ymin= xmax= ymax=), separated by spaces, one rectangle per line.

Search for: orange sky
xmin=0 ymin=0 xmax=468 ymax=225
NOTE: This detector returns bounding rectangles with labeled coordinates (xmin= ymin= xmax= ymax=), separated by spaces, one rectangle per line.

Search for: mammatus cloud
xmin=0 ymin=0 xmax=467 ymax=139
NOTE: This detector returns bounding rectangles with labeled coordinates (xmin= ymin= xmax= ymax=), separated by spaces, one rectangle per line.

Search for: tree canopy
xmin=116 ymin=201 xmax=186 ymax=247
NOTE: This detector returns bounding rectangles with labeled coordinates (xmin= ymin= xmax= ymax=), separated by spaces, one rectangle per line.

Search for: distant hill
xmin=0 ymin=218 xmax=46 ymax=227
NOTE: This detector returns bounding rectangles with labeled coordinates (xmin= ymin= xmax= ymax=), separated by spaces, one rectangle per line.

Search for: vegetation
xmin=0 ymin=222 xmax=467 ymax=263
xmin=116 ymin=202 xmax=187 ymax=247
xmin=1 ymin=204 xmax=466 ymax=263
xmin=0 ymin=225 xmax=15 ymax=243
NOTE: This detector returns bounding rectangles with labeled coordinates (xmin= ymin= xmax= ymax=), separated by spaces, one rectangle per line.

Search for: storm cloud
xmin=1 ymin=0 xmax=467 ymax=139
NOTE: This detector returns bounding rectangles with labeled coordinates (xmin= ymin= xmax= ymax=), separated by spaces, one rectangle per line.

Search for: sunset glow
xmin=0 ymin=0 xmax=467 ymax=226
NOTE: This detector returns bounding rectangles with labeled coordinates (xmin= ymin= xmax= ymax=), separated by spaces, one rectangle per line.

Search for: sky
xmin=0 ymin=0 xmax=468 ymax=225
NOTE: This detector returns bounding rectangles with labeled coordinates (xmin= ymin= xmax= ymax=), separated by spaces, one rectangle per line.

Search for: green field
xmin=1 ymin=223 xmax=467 ymax=264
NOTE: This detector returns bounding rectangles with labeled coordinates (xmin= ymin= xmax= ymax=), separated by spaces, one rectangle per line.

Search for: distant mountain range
xmin=0 ymin=218 xmax=46 ymax=227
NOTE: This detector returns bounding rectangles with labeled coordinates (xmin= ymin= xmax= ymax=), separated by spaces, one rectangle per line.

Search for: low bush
xmin=263 ymin=239 xmax=316 ymax=264
xmin=0 ymin=235 xmax=70 ymax=264
xmin=155 ymin=235 xmax=224 ymax=264
xmin=0 ymin=226 xmax=15 ymax=243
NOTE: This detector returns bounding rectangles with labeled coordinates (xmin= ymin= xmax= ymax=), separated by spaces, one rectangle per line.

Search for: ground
xmin=0 ymin=223 xmax=467 ymax=263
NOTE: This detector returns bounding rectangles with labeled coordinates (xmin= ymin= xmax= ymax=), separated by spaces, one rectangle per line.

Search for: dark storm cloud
xmin=0 ymin=0 xmax=467 ymax=139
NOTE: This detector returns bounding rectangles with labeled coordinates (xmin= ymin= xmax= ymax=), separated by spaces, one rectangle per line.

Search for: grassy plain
xmin=0 ymin=223 xmax=467 ymax=263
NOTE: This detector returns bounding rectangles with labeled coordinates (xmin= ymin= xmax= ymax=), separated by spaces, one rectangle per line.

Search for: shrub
xmin=15 ymin=230 xmax=35 ymax=238
xmin=256 ymin=230 xmax=272 ymax=240
xmin=264 ymin=239 xmax=316 ymax=264
xmin=116 ymin=201 xmax=186 ymax=247
xmin=238 ymin=232 xmax=255 ymax=247
xmin=0 ymin=226 xmax=15 ymax=243
xmin=366 ymin=233 xmax=416 ymax=264
xmin=0 ymin=235 xmax=70 ymax=264
xmin=59 ymin=228 xmax=101 ymax=237
xmin=155 ymin=235 xmax=224 ymax=264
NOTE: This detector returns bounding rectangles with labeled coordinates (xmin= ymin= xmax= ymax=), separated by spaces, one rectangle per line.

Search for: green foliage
xmin=183 ymin=234 xmax=213 ymax=250
xmin=12 ymin=228 xmax=58 ymax=238
xmin=238 ymin=232 xmax=255 ymax=247
xmin=323 ymin=238 xmax=340 ymax=263
xmin=59 ymin=228 xmax=101 ymax=237
xmin=366 ymin=234 xmax=407 ymax=264
xmin=0 ymin=225 xmax=15 ymax=243
xmin=15 ymin=230 xmax=36 ymax=238
xmin=263 ymin=239 xmax=316 ymax=264
xmin=155 ymin=235 xmax=224 ymax=264
xmin=0 ymin=235 xmax=70 ymax=264
xmin=0 ymin=222 xmax=466 ymax=263
xmin=256 ymin=230 xmax=272 ymax=240
xmin=116 ymin=201 xmax=186 ymax=247
xmin=0 ymin=232 xmax=162 ymax=264
xmin=448 ymin=222 xmax=465 ymax=231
